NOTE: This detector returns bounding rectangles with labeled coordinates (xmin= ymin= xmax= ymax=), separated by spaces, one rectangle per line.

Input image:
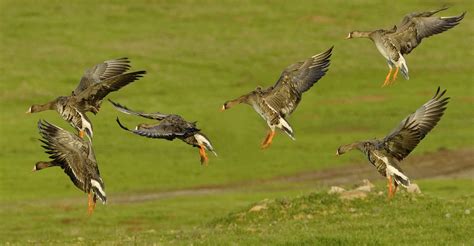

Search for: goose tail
xmin=277 ymin=117 xmax=295 ymax=140
xmin=398 ymin=54 xmax=409 ymax=80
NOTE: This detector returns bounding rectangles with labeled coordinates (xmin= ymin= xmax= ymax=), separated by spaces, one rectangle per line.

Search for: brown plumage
xmin=222 ymin=47 xmax=333 ymax=149
xmin=347 ymin=7 xmax=465 ymax=86
xmin=26 ymin=58 xmax=146 ymax=140
xmin=109 ymin=99 xmax=217 ymax=165
xmin=336 ymin=87 xmax=449 ymax=198
xmin=34 ymin=120 xmax=106 ymax=214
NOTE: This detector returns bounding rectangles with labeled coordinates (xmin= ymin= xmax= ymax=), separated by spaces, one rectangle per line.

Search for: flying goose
xmin=27 ymin=58 xmax=146 ymax=140
xmin=221 ymin=47 xmax=332 ymax=149
xmin=109 ymin=99 xmax=217 ymax=165
xmin=336 ymin=87 xmax=449 ymax=198
xmin=34 ymin=120 xmax=106 ymax=214
xmin=347 ymin=7 xmax=465 ymax=86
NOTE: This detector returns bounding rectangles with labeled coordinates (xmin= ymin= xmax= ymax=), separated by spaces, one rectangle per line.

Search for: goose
xmin=34 ymin=120 xmax=106 ymax=214
xmin=27 ymin=58 xmax=146 ymax=140
xmin=109 ymin=99 xmax=217 ymax=165
xmin=336 ymin=87 xmax=449 ymax=198
xmin=347 ymin=7 xmax=465 ymax=86
xmin=221 ymin=47 xmax=332 ymax=149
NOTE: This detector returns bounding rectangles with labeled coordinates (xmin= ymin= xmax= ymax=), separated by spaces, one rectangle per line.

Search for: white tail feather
xmin=397 ymin=53 xmax=409 ymax=80
xmin=91 ymin=179 xmax=107 ymax=204
xmin=194 ymin=134 xmax=216 ymax=155
xmin=277 ymin=117 xmax=295 ymax=140
xmin=386 ymin=165 xmax=410 ymax=187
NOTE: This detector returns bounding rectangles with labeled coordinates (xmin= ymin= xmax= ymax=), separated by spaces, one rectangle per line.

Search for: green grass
xmin=1 ymin=180 xmax=472 ymax=244
xmin=0 ymin=0 xmax=473 ymax=244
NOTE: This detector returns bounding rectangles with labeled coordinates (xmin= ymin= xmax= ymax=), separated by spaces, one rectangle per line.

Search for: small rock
xmin=355 ymin=179 xmax=375 ymax=192
xmin=249 ymin=204 xmax=268 ymax=212
xmin=407 ymin=183 xmax=421 ymax=194
xmin=328 ymin=186 xmax=346 ymax=194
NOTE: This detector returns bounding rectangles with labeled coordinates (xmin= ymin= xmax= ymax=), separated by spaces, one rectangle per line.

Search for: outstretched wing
xmin=74 ymin=58 xmax=131 ymax=95
xmin=116 ymin=117 xmax=195 ymax=140
xmin=77 ymin=70 xmax=146 ymax=103
xmin=382 ymin=87 xmax=449 ymax=161
xmin=263 ymin=46 xmax=332 ymax=117
xmin=37 ymin=120 xmax=98 ymax=191
xmin=108 ymin=99 xmax=169 ymax=120
xmin=398 ymin=7 xmax=465 ymax=41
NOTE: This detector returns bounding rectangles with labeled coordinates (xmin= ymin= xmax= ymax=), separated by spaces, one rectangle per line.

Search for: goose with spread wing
xmin=27 ymin=58 xmax=146 ymax=140
xmin=336 ymin=87 xmax=449 ymax=198
xmin=221 ymin=47 xmax=332 ymax=149
xmin=34 ymin=120 xmax=106 ymax=214
xmin=109 ymin=99 xmax=217 ymax=165
xmin=347 ymin=7 xmax=465 ymax=86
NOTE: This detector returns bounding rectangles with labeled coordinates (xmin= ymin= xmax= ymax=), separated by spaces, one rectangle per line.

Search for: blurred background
xmin=0 ymin=0 xmax=472 ymax=244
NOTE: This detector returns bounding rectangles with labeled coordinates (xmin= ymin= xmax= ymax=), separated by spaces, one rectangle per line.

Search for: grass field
xmin=1 ymin=0 xmax=473 ymax=244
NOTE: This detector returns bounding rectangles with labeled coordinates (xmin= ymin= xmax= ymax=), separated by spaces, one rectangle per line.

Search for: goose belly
xmin=374 ymin=41 xmax=391 ymax=61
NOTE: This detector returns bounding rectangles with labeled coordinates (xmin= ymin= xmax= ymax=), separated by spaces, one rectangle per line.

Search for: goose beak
xmin=220 ymin=105 xmax=226 ymax=111
xmin=345 ymin=33 xmax=351 ymax=39
xmin=26 ymin=107 xmax=32 ymax=114
xmin=336 ymin=150 xmax=340 ymax=156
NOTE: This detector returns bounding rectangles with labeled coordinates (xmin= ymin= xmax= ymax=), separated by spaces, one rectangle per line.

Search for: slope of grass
xmin=1 ymin=179 xmax=472 ymax=244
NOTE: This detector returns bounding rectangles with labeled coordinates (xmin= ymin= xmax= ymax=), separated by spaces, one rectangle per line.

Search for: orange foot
xmin=261 ymin=130 xmax=276 ymax=149
xmin=382 ymin=67 xmax=393 ymax=87
xmin=199 ymin=144 xmax=209 ymax=166
xmin=387 ymin=176 xmax=394 ymax=200
xmin=391 ymin=67 xmax=399 ymax=84
xmin=87 ymin=192 xmax=96 ymax=215
xmin=79 ymin=130 xmax=85 ymax=139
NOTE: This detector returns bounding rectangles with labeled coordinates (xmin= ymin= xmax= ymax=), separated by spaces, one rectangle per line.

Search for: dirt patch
xmin=112 ymin=148 xmax=473 ymax=204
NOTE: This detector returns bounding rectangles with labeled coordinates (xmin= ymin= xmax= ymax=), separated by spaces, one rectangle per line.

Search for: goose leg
xmin=387 ymin=176 xmax=393 ymax=199
xmin=392 ymin=184 xmax=398 ymax=197
xmin=79 ymin=130 xmax=85 ymax=139
xmin=382 ymin=68 xmax=393 ymax=87
xmin=199 ymin=144 xmax=208 ymax=165
xmin=261 ymin=130 xmax=276 ymax=149
xmin=391 ymin=67 xmax=399 ymax=84
xmin=87 ymin=192 xmax=95 ymax=215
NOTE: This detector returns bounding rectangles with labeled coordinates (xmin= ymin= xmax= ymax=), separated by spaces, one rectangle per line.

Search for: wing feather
xmin=74 ymin=58 xmax=131 ymax=95
xmin=108 ymin=99 xmax=168 ymax=120
xmin=263 ymin=46 xmax=332 ymax=117
xmin=37 ymin=120 xmax=98 ymax=192
xmin=116 ymin=117 xmax=195 ymax=140
xmin=77 ymin=70 xmax=146 ymax=103
xmin=383 ymin=87 xmax=449 ymax=161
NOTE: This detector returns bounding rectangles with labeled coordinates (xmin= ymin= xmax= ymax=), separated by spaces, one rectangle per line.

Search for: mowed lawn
xmin=0 ymin=0 xmax=473 ymax=244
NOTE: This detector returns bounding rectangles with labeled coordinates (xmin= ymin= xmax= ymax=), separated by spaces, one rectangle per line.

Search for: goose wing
xmin=397 ymin=7 xmax=465 ymax=41
xmin=37 ymin=120 xmax=98 ymax=192
xmin=116 ymin=116 xmax=197 ymax=140
xmin=108 ymin=99 xmax=169 ymax=120
xmin=74 ymin=58 xmax=131 ymax=95
xmin=263 ymin=47 xmax=332 ymax=117
xmin=382 ymin=87 xmax=449 ymax=161
xmin=76 ymin=70 xmax=146 ymax=104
